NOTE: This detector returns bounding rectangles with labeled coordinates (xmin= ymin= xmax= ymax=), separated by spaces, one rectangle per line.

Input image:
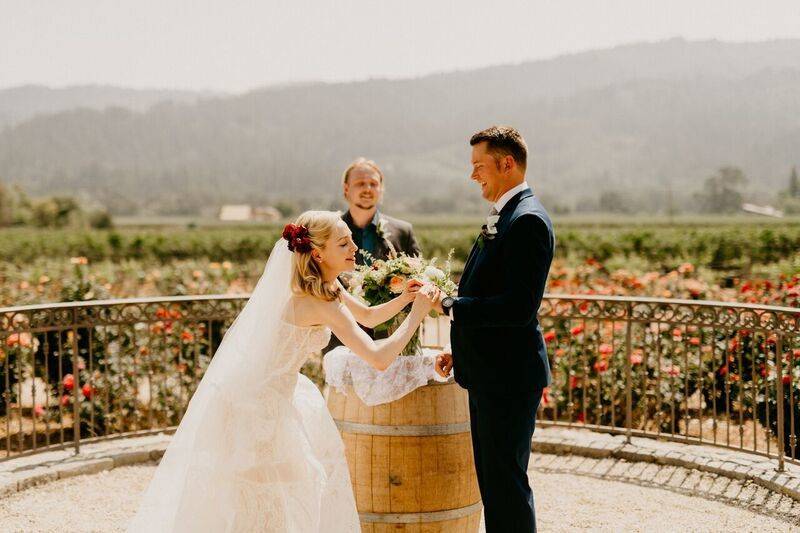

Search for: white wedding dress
xmin=129 ymin=241 xmax=360 ymax=532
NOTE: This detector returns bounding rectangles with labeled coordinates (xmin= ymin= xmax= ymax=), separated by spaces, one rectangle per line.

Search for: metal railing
xmin=537 ymin=295 xmax=800 ymax=471
xmin=0 ymin=296 xmax=246 ymax=461
xmin=1 ymin=294 xmax=798 ymax=472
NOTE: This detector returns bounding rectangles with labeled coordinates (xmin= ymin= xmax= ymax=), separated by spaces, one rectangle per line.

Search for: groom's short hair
xmin=342 ymin=157 xmax=385 ymax=185
xmin=470 ymin=126 xmax=527 ymax=170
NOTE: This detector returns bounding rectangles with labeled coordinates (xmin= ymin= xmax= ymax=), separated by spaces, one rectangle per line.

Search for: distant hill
xmin=0 ymin=85 xmax=216 ymax=128
xmin=1 ymin=38 xmax=799 ymax=215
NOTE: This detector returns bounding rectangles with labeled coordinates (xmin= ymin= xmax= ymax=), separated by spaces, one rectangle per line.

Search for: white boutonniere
xmin=376 ymin=217 xmax=391 ymax=241
xmin=477 ymin=214 xmax=499 ymax=248
xmin=375 ymin=216 xmax=398 ymax=258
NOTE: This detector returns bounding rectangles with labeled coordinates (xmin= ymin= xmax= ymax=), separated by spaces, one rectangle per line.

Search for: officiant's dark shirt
xmin=345 ymin=210 xmax=380 ymax=265
xmin=341 ymin=210 xmax=421 ymax=264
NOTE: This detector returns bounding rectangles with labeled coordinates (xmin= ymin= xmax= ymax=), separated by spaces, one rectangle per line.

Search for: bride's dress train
xmin=128 ymin=241 xmax=359 ymax=532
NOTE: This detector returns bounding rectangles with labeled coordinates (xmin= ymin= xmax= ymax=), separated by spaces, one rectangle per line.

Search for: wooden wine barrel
xmin=327 ymin=380 xmax=482 ymax=532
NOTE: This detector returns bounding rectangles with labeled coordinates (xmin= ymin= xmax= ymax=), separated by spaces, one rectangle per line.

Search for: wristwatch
xmin=441 ymin=296 xmax=456 ymax=316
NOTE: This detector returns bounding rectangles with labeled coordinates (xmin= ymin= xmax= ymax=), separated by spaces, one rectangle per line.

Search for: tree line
xmin=0 ymin=183 xmax=112 ymax=229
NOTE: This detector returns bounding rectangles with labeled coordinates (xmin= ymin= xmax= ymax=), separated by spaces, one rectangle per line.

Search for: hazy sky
xmin=2 ymin=0 xmax=800 ymax=92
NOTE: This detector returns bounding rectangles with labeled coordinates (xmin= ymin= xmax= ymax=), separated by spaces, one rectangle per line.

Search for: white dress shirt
xmin=493 ymin=181 xmax=530 ymax=215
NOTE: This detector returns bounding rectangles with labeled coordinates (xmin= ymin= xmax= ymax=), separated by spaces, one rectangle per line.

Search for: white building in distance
xmin=219 ymin=205 xmax=281 ymax=222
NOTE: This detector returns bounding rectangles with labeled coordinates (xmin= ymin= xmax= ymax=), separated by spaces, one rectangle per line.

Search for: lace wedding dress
xmin=129 ymin=241 xmax=360 ymax=532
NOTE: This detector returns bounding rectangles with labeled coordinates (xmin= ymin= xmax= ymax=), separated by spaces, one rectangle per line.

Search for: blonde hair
xmin=341 ymin=157 xmax=384 ymax=185
xmin=289 ymin=210 xmax=342 ymax=301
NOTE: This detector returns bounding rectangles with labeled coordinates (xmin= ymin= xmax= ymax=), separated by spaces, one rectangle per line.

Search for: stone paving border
xmin=2 ymin=427 xmax=800 ymax=505
xmin=0 ymin=434 xmax=171 ymax=498
xmin=533 ymin=426 xmax=800 ymax=503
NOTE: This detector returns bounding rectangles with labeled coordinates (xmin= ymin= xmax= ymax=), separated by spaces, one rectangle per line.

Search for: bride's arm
xmin=323 ymin=287 xmax=436 ymax=370
xmin=337 ymin=280 xmax=421 ymax=328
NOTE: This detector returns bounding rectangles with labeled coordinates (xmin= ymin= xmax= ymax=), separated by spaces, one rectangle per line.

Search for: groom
xmin=434 ymin=126 xmax=554 ymax=532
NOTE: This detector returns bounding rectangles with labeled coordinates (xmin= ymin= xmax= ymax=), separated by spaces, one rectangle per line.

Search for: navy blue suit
xmin=450 ymin=187 xmax=554 ymax=532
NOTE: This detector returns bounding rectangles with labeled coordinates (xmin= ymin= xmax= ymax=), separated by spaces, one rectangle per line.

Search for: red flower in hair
xmin=282 ymin=224 xmax=313 ymax=253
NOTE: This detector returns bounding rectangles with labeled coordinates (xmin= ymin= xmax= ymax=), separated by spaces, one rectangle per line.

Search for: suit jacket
xmin=450 ymin=188 xmax=554 ymax=393
xmin=341 ymin=210 xmax=421 ymax=263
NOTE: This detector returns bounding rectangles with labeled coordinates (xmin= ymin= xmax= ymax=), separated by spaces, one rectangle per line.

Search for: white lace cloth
xmin=323 ymin=346 xmax=449 ymax=406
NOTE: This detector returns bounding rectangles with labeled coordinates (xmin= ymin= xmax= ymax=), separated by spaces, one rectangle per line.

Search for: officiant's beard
xmin=354 ymin=197 xmax=377 ymax=210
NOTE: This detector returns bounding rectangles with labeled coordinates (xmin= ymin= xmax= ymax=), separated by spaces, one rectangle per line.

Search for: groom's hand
xmin=431 ymin=290 xmax=445 ymax=315
xmin=435 ymin=352 xmax=453 ymax=378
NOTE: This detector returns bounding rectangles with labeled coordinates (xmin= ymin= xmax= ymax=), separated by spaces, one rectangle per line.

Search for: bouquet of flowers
xmin=346 ymin=251 xmax=457 ymax=355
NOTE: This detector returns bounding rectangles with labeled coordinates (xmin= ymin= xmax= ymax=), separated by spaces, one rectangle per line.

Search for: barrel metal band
xmin=359 ymin=501 xmax=483 ymax=524
xmin=334 ymin=419 xmax=470 ymax=436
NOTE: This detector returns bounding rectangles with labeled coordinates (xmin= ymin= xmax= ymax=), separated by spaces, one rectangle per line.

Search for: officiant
xmin=324 ymin=158 xmax=421 ymax=352
xmin=339 ymin=157 xmax=420 ymax=265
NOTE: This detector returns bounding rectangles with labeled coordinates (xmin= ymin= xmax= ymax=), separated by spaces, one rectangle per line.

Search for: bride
xmin=129 ymin=210 xmax=439 ymax=532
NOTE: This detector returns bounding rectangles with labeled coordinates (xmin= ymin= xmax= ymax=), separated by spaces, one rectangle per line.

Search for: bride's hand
xmin=411 ymin=284 xmax=439 ymax=314
xmin=400 ymin=278 xmax=424 ymax=304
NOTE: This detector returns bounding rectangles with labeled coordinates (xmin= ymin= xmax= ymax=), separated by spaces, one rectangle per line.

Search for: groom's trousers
xmin=468 ymin=387 xmax=544 ymax=533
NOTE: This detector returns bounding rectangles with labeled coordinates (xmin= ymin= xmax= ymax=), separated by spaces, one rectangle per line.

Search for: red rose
xmin=543 ymin=330 xmax=557 ymax=343
xmin=282 ymin=224 xmax=312 ymax=253
xmin=63 ymin=374 xmax=75 ymax=392
xmin=570 ymin=325 xmax=584 ymax=336
xmin=593 ymin=360 xmax=609 ymax=373
xmin=82 ymin=384 xmax=94 ymax=399
xmin=61 ymin=394 xmax=71 ymax=407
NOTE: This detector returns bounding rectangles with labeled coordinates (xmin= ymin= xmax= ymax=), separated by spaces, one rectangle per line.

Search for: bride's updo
xmin=284 ymin=210 xmax=341 ymax=302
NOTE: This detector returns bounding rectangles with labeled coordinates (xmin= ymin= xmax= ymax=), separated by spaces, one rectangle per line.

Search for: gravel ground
xmin=1 ymin=455 xmax=798 ymax=532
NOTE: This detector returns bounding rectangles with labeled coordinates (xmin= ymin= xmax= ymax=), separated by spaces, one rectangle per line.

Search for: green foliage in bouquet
xmin=346 ymin=250 xmax=457 ymax=355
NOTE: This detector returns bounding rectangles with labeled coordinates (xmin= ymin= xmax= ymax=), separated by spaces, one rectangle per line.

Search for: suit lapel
xmin=459 ymin=238 xmax=481 ymax=290
xmin=494 ymin=188 xmax=532 ymax=235
xmin=459 ymin=188 xmax=533 ymax=292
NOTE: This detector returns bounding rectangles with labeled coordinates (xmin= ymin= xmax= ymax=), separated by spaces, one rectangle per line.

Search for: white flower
xmin=486 ymin=214 xmax=500 ymax=233
xmin=422 ymin=265 xmax=445 ymax=282
xmin=367 ymin=269 xmax=386 ymax=285
xmin=346 ymin=271 xmax=364 ymax=289
xmin=377 ymin=218 xmax=392 ymax=241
